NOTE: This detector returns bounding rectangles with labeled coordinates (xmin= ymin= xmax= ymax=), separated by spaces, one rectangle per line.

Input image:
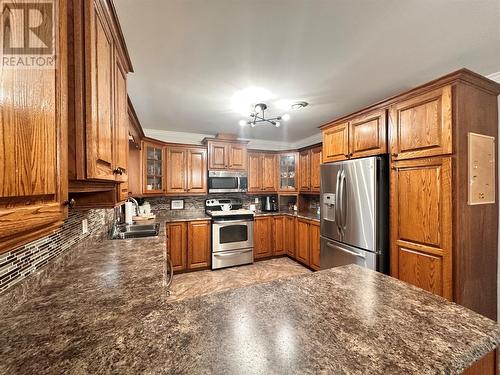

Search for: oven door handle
xmin=214 ymin=249 xmax=253 ymax=257
xmin=213 ymin=219 xmax=253 ymax=224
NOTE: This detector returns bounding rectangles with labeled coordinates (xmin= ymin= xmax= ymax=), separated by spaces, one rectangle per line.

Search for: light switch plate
xmin=468 ymin=132 xmax=495 ymax=205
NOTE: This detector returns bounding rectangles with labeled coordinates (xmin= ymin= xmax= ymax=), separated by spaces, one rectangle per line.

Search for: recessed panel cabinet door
xmin=85 ymin=0 xmax=115 ymax=180
xmin=208 ymin=141 xmax=228 ymax=169
xmin=323 ymin=122 xmax=349 ymax=163
xmin=389 ymin=85 xmax=452 ymax=160
xmin=299 ymin=150 xmax=311 ymax=191
xmin=310 ymin=147 xmax=322 ymax=192
xmin=114 ymin=54 xmax=128 ymax=183
xmin=0 ymin=0 xmax=67 ymax=253
xmin=187 ymin=221 xmax=211 ymax=269
xmin=247 ymin=153 xmax=262 ymax=192
xmin=166 ymin=148 xmax=187 ymax=194
xmin=284 ymin=217 xmax=296 ymax=257
xmin=186 ymin=148 xmax=207 ymax=194
xmin=273 ymin=216 xmax=286 ymax=255
xmin=167 ymin=222 xmax=187 ymax=272
xmin=349 ymin=109 xmax=387 ymax=159
xmin=254 ymin=217 xmax=273 ymax=258
xmin=228 ymin=144 xmax=247 ymax=170
xmin=309 ymin=222 xmax=321 ymax=270
xmin=390 ymin=157 xmax=452 ymax=300
xmin=262 ymin=154 xmax=277 ymax=191
xmin=296 ymin=219 xmax=310 ymax=265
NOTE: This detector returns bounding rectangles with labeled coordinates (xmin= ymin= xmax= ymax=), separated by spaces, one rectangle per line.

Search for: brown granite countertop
xmin=154 ymin=210 xmax=210 ymax=222
xmin=1 ymin=228 xmax=499 ymax=375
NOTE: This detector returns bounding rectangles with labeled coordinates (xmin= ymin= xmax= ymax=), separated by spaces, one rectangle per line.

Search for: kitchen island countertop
xmin=0 ymin=233 xmax=498 ymax=374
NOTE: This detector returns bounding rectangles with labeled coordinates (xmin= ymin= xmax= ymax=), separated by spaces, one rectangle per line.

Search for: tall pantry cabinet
xmin=389 ymin=73 xmax=500 ymax=320
xmin=0 ymin=1 xmax=68 ymax=253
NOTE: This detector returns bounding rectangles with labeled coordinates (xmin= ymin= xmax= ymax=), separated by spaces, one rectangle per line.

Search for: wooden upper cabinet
xmin=323 ymin=122 xmax=349 ymax=163
xmin=143 ymin=141 xmax=165 ymax=194
xmin=310 ymin=147 xmax=322 ymax=192
xmin=114 ymin=54 xmax=128 ymax=183
xmin=390 ymin=157 xmax=452 ymax=300
xmin=206 ymin=140 xmax=248 ymax=170
xmin=389 ymin=85 xmax=452 ymax=160
xmin=166 ymin=147 xmax=186 ymax=194
xmin=262 ymin=154 xmax=277 ymax=191
xmin=248 ymin=153 xmax=262 ymax=192
xmin=299 ymin=150 xmax=311 ymax=191
xmin=208 ymin=141 xmax=228 ymax=169
xmin=0 ymin=1 xmax=68 ymax=253
xmin=278 ymin=153 xmax=298 ymax=192
xmin=254 ymin=216 xmax=273 ymax=258
xmin=248 ymin=152 xmax=277 ymax=193
xmin=228 ymin=144 xmax=247 ymax=170
xmin=84 ymin=0 xmax=115 ymax=180
xmin=166 ymin=146 xmax=207 ymax=195
xmin=186 ymin=148 xmax=208 ymax=194
xmin=349 ymin=109 xmax=387 ymax=159
xmin=187 ymin=221 xmax=211 ymax=269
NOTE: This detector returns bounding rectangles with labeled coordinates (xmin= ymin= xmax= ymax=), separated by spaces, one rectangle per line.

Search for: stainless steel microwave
xmin=208 ymin=171 xmax=248 ymax=193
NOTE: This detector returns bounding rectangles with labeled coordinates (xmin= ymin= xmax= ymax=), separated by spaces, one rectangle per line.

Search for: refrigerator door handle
xmin=334 ymin=169 xmax=341 ymax=235
xmin=338 ymin=170 xmax=346 ymax=235
xmin=341 ymin=170 xmax=347 ymax=232
xmin=326 ymin=241 xmax=366 ymax=259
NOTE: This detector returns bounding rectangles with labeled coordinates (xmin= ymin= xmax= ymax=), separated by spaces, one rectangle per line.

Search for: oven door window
xmin=209 ymin=177 xmax=238 ymax=190
xmin=219 ymin=225 xmax=248 ymax=243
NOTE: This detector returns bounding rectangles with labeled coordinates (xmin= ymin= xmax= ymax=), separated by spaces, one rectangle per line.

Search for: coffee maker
xmin=261 ymin=196 xmax=278 ymax=212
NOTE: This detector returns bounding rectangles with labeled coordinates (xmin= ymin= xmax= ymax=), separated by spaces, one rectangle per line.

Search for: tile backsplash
xmin=0 ymin=208 xmax=113 ymax=294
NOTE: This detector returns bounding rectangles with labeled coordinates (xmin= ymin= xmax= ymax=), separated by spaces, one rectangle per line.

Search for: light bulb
xmin=239 ymin=120 xmax=247 ymax=126
xmin=275 ymin=121 xmax=280 ymax=128
xmin=282 ymin=113 xmax=290 ymax=121
xmin=250 ymin=123 xmax=256 ymax=128
xmin=255 ymin=104 xmax=263 ymax=113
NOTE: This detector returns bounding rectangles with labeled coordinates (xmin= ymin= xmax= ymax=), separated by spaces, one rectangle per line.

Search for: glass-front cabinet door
xmin=143 ymin=142 xmax=165 ymax=194
xmin=279 ymin=153 xmax=298 ymax=192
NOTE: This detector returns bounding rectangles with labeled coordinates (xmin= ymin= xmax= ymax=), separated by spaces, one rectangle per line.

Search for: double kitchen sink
xmin=111 ymin=223 xmax=160 ymax=239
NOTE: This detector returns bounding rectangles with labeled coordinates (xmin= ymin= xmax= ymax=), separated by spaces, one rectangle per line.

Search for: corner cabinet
xmin=278 ymin=153 xmax=298 ymax=192
xmin=0 ymin=1 xmax=68 ymax=253
xmin=205 ymin=139 xmax=248 ymax=171
xmin=299 ymin=146 xmax=322 ymax=193
xmin=143 ymin=141 xmax=166 ymax=194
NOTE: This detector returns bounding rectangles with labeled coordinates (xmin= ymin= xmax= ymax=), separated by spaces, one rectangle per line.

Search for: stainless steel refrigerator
xmin=320 ymin=156 xmax=389 ymax=273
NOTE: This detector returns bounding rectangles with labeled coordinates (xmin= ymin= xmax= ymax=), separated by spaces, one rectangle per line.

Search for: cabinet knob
xmin=391 ymin=153 xmax=398 ymax=158
xmin=113 ymin=167 xmax=124 ymax=175
xmin=64 ymin=198 xmax=76 ymax=208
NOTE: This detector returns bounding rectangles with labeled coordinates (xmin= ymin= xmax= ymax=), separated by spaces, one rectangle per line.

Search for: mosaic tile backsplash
xmin=0 ymin=208 xmax=113 ymax=294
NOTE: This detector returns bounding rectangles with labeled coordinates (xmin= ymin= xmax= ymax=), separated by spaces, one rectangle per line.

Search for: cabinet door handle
xmin=64 ymin=198 xmax=76 ymax=208
xmin=391 ymin=153 xmax=398 ymax=157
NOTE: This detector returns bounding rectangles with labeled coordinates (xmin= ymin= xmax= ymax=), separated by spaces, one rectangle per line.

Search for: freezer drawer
xmin=320 ymin=236 xmax=383 ymax=272
xmin=212 ymin=247 xmax=253 ymax=270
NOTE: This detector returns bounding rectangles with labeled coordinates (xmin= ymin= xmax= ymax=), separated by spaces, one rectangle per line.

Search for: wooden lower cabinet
xmin=187 ymin=221 xmax=211 ymax=269
xmin=309 ymin=221 xmax=321 ymax=270
xmin=254 ymin=216 xmax=273 ymax=259
xmin=284 ymin=216 xmax=296 ymax=257
xmin=273 ymin=216 xmax=286 ymax=256
xmin=166 ymin=222 xmax=187 ymax=272
xmin=461 ymin=350 xmax=496 ymax=375
xmin=296 ymin=219 xmax=310 ymax=265
xmin=166 ymin=220 xmax=211 ymax=272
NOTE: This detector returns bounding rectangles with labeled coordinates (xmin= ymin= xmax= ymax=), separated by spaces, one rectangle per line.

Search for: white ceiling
xmin=115 ymin=0 xmax=500 ymax=143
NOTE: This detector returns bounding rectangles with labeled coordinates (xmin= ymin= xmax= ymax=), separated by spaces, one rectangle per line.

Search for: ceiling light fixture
xmin=291 ymin=101 xmax=308 ymax=110
xmin=239 ymin=103 xmax=290 ymax=128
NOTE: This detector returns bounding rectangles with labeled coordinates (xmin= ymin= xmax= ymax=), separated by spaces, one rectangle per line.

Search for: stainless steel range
xmin=205 ymin=199 xmax=254 ymax=270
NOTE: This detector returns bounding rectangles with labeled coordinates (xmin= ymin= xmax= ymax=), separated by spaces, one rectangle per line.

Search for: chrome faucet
xmin=127 ymin=197 xmax=140 ymax=216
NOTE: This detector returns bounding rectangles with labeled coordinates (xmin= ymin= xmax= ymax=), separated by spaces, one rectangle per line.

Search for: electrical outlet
xmin=254 ymin=197 xmax=259 ymax=204
xmin=82 ymin=219 xmax=88 ymax=234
